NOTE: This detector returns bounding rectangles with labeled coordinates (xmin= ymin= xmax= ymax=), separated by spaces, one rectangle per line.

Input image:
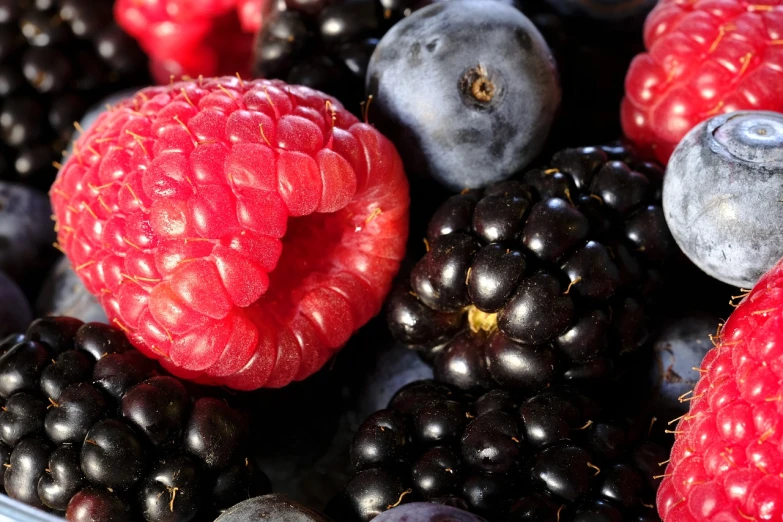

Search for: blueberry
xmin=0 ymin=269 xmax=31 ymax=337
xmin=215 ymin=494 xmax=331 ymax=522
xmin=372 ymin=502 xmax=487 ymax=522
xmin=367 ymin=1 xmax=560 ymax=190
xmin=664 ymin=111 xmax=783 ymax=288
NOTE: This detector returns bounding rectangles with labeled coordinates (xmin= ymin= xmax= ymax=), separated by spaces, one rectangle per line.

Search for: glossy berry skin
xmin=657 ymin=258 xmax=783 ymax=521
xmin=622 ymin=0 xmax=783 ymax=164
xmin=338 ymin=380 xmax=664 ymax=521
xmin=664 ymin=111 xmax=783 ymax=288
xmin=388 ymin=144 xmax=673 ymax=393
xmin=0 ymin=0 xmax=148 ymax=189
xmin=254 ymin=0 xmax=414 ymax=115
xmin=0 ymin=317 xmax=271 ymax=519
xmin=114 ymin=0 xmax=254 ymax=83
xmin=367 ymin=1 xmax=560 ymax=190
xmin=37 ymin=257 xmax=108 ymax=325
xmin=49 ymin=77 xmax=409 ymax=389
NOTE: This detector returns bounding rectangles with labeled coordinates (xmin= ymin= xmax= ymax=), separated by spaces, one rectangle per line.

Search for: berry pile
xmin=254 ymin=0 xmax=415 ymax=115
xmin=0 ymin=0 xmax=148 ymax=190
xmin=0 ymin=316 xmax=270 ymax=521
xmin=622 ymin=0 xmax=783 ymax=163
xmin=387 ymin=143 xmax=674 ymax=392
xmin=331 ymin=380 xmax=667 ymax=521
xmin=49 ymin=76 xmax=409 ymax=389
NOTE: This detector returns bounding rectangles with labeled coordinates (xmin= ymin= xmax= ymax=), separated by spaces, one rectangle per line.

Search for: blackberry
xmin=0 ymin=0 xmax=148 ymax=190
xmin=333 ymin=380 xmax=667 ymax=521
xmin=387 ymin=143 xmax=674 ymax=393
xmin=0 ymin=317 xmax=271 ymax=520
xmin=253 ymin=0 xmax=418 ymax=114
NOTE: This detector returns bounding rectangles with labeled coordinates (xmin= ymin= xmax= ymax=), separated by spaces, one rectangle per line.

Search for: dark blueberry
xmin=385 ymin=285 xmax=464 ymax=347
xmin=27 ymin=316 xmax=83 ymax=354
xmin=211 ymin=460 xmax=272 ymax=511
xmin=460 ymin=411 xmax=520 ymax=474
xmin=522 ymin=198 xmax=589 ymax=262
xmin=472 ymin=195 xmax=530 ymax=243
xmin=519 ymin=393 xmax=583 ymax=449
xmin=522 ymin=168 xmax=576 ymax=201
xmin=555 ymin=310 xmax=609 ymax=363
xmin=550 ymin=147 xmax=607 ymax=191
xmin=507 ymin=493 xmax=560 ymax=522
xmin=39 ymin=348 xmax=93 ymax=401
xmin=367 ymin=1 xmax=560 ymax=190
xmin=498 ymin=272 xmax=574 ymax=345
xmin=411 ymin=446 xmax=461 ymax=499
xmin=473 ymin=390 xmax=515 ymax=416
xmin=37 ymin=445 xmax=84 ymax=511
xmin=434 ymin=332 xmax=493 ymax=391
xmin=412 ymin=399 xmax=468 ymax=445
xmin=185 ymin=398 xmax=246 ymax=470
xmin=66 ymin=488 xmax=133 ymax=522
xmin=0 ymin=271 xmax=30 ymax=338
xmin=350 ymin=409 xmax=408 ymax=471
xmin=388 ymin=380 xmax=453 ymax=416
xmin=467 ymin=244 xmax=526 ymax=312
xmin=92 ymin=351 xmax=158 ymax=401
xmin=0 ymin=392 xmax=46 ymax=446
xmin=571 ymin=499 xmax=623 ymax=522
xmin=560 ymin=241 xmax=620 ymax=301
xmin=590 ymin=161 xmax=649 ymax=215
xmin=427 ymin=193 xmax=479 ymax=241
xmin=139 ymin=455 xmax=202 ymax=522
xmin=343 ymin=468 xmax=410 ymax=521
xmin=461 ymin=473 xmax=513 ymax=515
xmin=485 ymin=332 xmax=559 ymax=391
xmin=75 ymin=322 xmax=132 ymax=360
xmin=624 ymin=205 xmax=673 ymax=264
xmin=411 ymin=232 xmax=481 ymax=311
xmin=531 ymin=445 xmax=594 ymax=502
xmin=0 ymin=340 xmax=51 ymax=398
xmin=45 ymin=382 xmax=107 ymax=445
xmin=4 ymin=437 xmax=52 ymax=508
xmin=122 ymin=376 xmax=190 ymax=449
xmin=81 ymin=419 xmax=146 ymax=489
xmin=584 ymin=422 xmax=627 ymax=461
xmin=598 ymin=463 xmax=644 ymax=509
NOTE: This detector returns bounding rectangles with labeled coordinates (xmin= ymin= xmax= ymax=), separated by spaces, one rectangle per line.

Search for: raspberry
xmin=49 ymin=76 xmax=409 ymax=390
xmin=114 ymin=0 xmax=255 ymax=83
xmin=657 ymin=258 xmax=783 ymax=521
xmin=621 ymin=0 xmax=783 ymax=164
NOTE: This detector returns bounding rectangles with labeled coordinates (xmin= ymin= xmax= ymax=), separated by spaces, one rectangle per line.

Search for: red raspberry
xmin=115 ymin=0 xmax=255 ymax=83
xmin=622 ymin=0 xmax=783 ymax=164
xmin=657 ymin=258 xmax=783 ymax=521
xmin=49 ymin=77 xmax=409 ymax=390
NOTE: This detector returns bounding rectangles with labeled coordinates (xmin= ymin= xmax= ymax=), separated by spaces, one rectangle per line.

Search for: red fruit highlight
xmin=622 ymin=0 xmax=783 ymax=164
xmin=658 ymin=257 xmax=783 ymax=520
xmin=51 ymin=77 xmax=409 ymax=389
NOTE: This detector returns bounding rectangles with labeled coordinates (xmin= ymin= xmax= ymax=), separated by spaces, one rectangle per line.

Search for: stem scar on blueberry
xmin=460 ymin=65 xmax=500 ymax=109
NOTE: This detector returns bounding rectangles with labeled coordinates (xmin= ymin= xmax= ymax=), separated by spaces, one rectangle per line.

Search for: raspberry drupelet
xmin=622 ymin=0 xmax=783 ymax=164
xmin=49 ymin=76 xmax=410 ymax=390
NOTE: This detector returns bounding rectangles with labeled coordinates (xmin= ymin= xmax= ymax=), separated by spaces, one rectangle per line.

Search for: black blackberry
xmin=332 ymin=380 xmax=666 ymax=521
xmin=0 ymin=0 xmax=148 ymax=190
xmin=387 ymin=143 xmax=674 ymax=393
xmin=253 ymin=0 xmax=419 ymax=114
xmin=0 ymin=317 xmax=271 ymax=520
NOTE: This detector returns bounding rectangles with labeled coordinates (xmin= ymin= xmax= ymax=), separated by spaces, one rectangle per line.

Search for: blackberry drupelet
xmin=0 ymin=0 xmax=148 ymax=189
xmin=332 ymin=380 xmax=667 ymax=521
xmin=253 ymin=0 xmax=418 ymax=115
xmin=387 ymin=143 xmax=674 ymax=393
xmin=0 ymin=317 xmax=271 ymax=521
